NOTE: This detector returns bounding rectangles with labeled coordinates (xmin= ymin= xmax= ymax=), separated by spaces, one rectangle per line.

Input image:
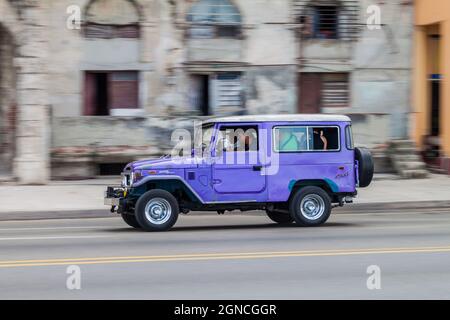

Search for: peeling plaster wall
xmin=246 ymin=66 xmax=297 ymax=115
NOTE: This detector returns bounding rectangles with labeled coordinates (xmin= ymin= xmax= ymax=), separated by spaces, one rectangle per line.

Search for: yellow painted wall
xmin=414 ymin=0 xmax=450 ymax=156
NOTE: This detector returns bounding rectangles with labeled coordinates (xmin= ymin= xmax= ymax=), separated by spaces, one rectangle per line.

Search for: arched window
xmin=84 ymin=0 xmax=140 ymax=39
xmin=187 ymin=0 xmax=242 ymax=39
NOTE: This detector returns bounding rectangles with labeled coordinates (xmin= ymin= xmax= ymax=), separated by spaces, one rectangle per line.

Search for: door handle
xmin=253 ymin=165 xmax=262 ymax=171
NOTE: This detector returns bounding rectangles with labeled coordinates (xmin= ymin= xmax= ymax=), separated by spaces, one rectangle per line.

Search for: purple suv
xmin=105 ymin=115 xmax=373 ymax=231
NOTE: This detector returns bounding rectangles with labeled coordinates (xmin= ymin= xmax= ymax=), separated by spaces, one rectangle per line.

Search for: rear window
xmin=345 ymin=125 xmax=354 ymax=150
xmin=273 ymin=126 xmax=340 ymax=152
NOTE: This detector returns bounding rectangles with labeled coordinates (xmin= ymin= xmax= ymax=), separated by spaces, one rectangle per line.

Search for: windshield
xmin=194 ymin=123 xmax=214 ymax=156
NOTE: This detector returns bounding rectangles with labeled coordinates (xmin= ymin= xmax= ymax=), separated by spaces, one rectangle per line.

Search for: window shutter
xmin=114 ymin=25 xmax=140 ymax=38
xmin=109 ymin=71 xmax=139 ymax=109
xmin=83 ymin=72 xmax=96 ymax=115
xmin=84 ymin=23 xmax=139 ymax=39
xmin=213 ymin=73 xmax=243 ymax=114
xmin=321 ymin=73 xmax=349 ymax=108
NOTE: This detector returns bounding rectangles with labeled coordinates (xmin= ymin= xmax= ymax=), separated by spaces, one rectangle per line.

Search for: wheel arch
xmin=132 ymin=176 xmax=203 ymax=204
xmin=288 ymin=179 xmax=336 ymax=201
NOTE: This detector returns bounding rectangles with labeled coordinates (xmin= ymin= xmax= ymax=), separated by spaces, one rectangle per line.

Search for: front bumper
xmin=104 ymin=186 xmax=129 ymax=213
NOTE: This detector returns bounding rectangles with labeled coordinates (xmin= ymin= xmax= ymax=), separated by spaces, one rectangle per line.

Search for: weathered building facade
xmin=413 ymin=0 xmax=450 ymax=174
xmin=0 ymin=0 xmax=413 ymax=183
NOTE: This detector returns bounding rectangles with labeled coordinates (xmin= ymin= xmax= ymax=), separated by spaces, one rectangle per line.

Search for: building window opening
xmin=298 ymin=73 xmax=349 ymax=113
xmin=84 ymin=0 xmax=140 ymax=39
xmin=84 ymin=71 xmax=139 ymax=116
xmin=189 ymin=74 xmax=211 ymax=116
xmin=93 ymin=73 xmax=109 ymax=116
xmin=189 ymin=72 xmax=243 ymax=116
xmin=313 ymin=5 xmax=338 ymax=39
xmin=187 ymin=0 xmax=242 ymax=39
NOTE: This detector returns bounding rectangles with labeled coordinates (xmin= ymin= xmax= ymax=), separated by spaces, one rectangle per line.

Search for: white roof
xmin=203 ymin=114 xmax=351 ymax=124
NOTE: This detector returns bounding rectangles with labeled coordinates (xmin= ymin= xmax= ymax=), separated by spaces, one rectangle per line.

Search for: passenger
xmin=313 ymin=129 xmax=328 ymax=150
xmin=279 ymin=129 xmax=299 ymax=151
xmin=236 ymin=130 xmax=258 ymax=151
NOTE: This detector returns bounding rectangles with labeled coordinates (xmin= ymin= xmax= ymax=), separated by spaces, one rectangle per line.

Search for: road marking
xmin=1 ymin=245 xmax=450 ymax=268
xmin=0 ymin=235 xmax=110 ymax=241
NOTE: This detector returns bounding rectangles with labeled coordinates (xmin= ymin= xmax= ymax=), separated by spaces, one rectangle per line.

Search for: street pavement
xmin=0 ymin=208 xmax=450 ymax=299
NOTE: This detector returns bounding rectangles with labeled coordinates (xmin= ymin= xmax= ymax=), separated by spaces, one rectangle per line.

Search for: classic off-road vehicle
xmin=105 ymin=115 xmax=373 ymax=231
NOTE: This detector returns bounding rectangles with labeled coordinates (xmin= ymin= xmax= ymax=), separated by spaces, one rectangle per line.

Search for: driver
xmin=235 ymin=130 xmax=258 ymax=151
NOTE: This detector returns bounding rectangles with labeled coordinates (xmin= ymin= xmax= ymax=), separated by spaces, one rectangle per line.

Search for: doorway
xmin=430 ymin=75 xmax=440 ymax=137
xmin=190 ymin=74 xmax=210 ymax=116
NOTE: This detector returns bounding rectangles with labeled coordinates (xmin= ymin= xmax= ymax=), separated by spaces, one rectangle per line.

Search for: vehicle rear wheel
xmin=121 ymin=214 xmax=141 ymax=229
xmin=266 ymin=210 xmax=294 ymax=224
xmin=135 ymin=189 xmax=179 ymax=231
xmin=289 ymin=186 xmax=331 ymax=227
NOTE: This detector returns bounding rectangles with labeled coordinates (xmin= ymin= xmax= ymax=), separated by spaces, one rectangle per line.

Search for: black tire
xmin=121 ymin=214 xmax=141 ymax=229
xmin=355 ymin=147 xmax=374 ymax=188
xmin=266 ymin=210 xmax=294 ymax=224
xmin=289 ymin=186 xmax=331 ymax=227
xmin=135 ymin=189 xmax=179 ymax=231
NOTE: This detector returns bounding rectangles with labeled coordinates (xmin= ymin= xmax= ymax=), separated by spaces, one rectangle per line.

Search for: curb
xmin=1 ymin=201 xmax=450 ymax=222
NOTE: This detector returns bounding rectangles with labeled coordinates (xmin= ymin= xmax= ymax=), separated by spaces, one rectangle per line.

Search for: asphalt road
xmin=1 ymin=208 xmax=450 ymax=299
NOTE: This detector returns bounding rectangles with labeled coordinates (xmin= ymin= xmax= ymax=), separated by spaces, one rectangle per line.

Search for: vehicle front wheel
xmin=289 ymin=186 xmax=331 ymax=227
xmin=266 ymin=210 xmax=294 ymax=224
xmin=121 ymin=214 xmax=141 ymax=229
xmin=135 ymin=190 xmax=179 ymax=231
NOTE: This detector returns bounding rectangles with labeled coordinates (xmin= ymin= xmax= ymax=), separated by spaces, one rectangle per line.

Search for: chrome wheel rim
xmin=144 ymin=198 xmax=172 ymax=225
xmin=300 ymin=194 xmax=325 ymax=220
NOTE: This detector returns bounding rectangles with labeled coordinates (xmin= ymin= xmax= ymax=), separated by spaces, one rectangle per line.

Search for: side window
xmin=310 ymin=127 xmax=339 ymax=151
xmin=216 ymin=125 xmax=259 ymax=153
xmin=274 ymin=127 xmax=308 ymax=152
xmin=274 ymin=126 xmax=340 ymax=152
xmin=345 ymin=125 xmax=354 ymax=150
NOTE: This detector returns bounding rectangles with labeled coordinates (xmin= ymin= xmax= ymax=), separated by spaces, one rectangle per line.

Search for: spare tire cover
xmin=355 ymin=147 xmax=374 ymax=188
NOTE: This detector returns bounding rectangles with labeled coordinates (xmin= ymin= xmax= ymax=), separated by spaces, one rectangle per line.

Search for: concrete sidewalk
xmin=0 ymin=174 xmax=449 ymax=220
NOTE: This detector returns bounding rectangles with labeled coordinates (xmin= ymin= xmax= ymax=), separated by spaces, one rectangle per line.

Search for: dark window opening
xmin=94 ymin=73 xmax=109 ymax=116
xmin=200 ymin=75 xmax=210 ymax=116
xmin=430 ymin=77 xmax=440 ymax=136
xmin=190 ymin=74 xmax=210 ymax=116
xmin=313 ymin=6 xmax=338 ymax=39
xmin=217 ymin=25 xmax=241 ymax=38
xmin=98 ymin=163 xmax=128 ymax=176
